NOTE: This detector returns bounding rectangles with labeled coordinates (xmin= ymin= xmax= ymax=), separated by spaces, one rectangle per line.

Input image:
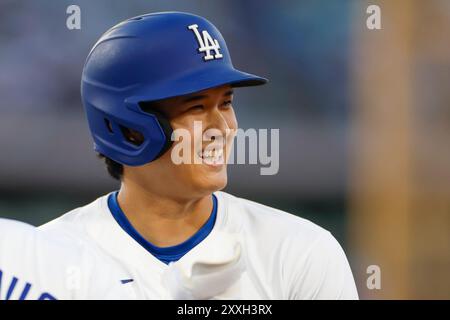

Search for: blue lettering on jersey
xmin=38 ymin=292 xmax=57 ymax=300
xmin=0 ymin=269 xmax=57 ymax=300
xmin=120 ymin=279 xmax=134 ymax=284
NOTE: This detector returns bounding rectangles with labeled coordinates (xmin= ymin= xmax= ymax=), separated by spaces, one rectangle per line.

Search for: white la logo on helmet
xmin=188 ymin=24 xmax=223 ymax=61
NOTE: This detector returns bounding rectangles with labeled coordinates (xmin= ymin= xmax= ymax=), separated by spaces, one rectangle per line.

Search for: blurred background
xmin=0 ymin=0 xmax=448 ymax=299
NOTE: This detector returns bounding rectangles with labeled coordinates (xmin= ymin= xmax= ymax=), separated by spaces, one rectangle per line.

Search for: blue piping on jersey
xmin=108 ymin=192 xmax=217 ymax=264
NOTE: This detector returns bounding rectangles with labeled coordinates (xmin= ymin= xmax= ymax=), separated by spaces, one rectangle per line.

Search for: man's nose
xmin=205 ymin=107 xmax=230 ymax=136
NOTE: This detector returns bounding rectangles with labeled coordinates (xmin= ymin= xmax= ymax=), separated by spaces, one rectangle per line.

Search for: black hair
xmin=97 ymin=153 xmax=123 ymax=180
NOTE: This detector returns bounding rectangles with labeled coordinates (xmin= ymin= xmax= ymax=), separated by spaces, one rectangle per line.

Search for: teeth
xmin=197 ymin=149 xmax=224 ymax=163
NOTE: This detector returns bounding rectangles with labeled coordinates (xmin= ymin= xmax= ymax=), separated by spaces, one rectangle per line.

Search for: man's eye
xmin=222 ymin=100 xmax=232 ymax=108
xmin=188 ymin=105 xmax=204 ymax=112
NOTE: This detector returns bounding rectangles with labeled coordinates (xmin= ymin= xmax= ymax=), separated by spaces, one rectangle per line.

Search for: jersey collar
xmin=107 ymin=192 xmax=217 ymax=265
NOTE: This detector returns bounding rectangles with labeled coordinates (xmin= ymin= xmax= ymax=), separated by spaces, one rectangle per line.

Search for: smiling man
xmin=41 ymin=12 xmax=358 ymax=299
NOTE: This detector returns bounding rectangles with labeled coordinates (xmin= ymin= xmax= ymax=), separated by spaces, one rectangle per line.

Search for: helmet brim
xmin=129 ymin=66 xmax=268 ymax=103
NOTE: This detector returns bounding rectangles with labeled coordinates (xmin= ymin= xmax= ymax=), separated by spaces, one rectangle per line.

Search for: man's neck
xmin=117 ymin=181 xmax=213 ymax=248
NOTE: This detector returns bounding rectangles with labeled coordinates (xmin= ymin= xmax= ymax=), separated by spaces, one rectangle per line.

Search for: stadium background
xmin=0 ymin=0 xmax=448 ymax=299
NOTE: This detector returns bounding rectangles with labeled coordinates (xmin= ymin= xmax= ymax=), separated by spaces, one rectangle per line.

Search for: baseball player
xmin=0 ymin=218 xmax=136 ymax=299
xmin=41 ymin=12 xmax=358 ymax=299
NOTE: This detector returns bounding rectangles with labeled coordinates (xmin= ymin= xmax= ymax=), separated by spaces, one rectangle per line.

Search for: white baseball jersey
xmin=0 ymin=218 xmax=136 ymax=300
xmin=40 ymin=191 xmax=358 ymax=299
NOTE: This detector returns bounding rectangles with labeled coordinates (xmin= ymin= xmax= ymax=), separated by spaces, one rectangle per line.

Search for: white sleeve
xmin=0 ymin=218 xmax=136 ymax=300
xmin=285 ymin=231 xmax=359 ymax=300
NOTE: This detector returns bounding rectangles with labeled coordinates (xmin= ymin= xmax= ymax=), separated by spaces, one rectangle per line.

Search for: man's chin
xmin=193 ymin=173 xmax=228 ymax=196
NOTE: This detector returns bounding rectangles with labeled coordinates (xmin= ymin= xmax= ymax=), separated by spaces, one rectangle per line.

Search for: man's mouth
xmin=197 ymin=148 xmax=224 ymax=165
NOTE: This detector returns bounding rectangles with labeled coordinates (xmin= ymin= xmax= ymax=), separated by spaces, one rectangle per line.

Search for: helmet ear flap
xmin=140 ymin=108 xmax=174 ymax=161
xmin=85 ymin=96 xmax=171 ymax=166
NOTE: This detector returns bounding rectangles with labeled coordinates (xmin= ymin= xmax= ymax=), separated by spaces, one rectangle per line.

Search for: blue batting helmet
xmin=81 ymin=11 xmax=267 ymax=166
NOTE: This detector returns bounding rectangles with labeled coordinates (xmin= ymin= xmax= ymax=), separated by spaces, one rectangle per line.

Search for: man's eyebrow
xmin=182 ymin=95 xmax=207 ymax=103
xmin=181 ymin=90 xmax=234 ymax=104
xmin=223 ymin=89 xmax=234 ymax=97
